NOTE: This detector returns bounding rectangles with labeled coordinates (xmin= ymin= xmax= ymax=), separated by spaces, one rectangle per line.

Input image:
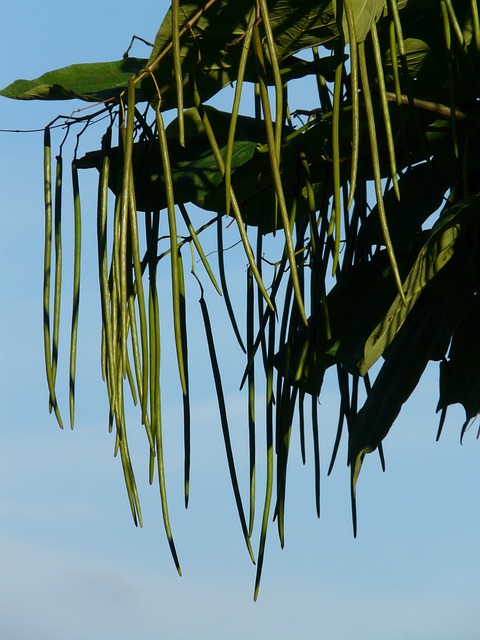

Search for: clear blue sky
xmin=0 ymin=3 xmax=478 ymax=639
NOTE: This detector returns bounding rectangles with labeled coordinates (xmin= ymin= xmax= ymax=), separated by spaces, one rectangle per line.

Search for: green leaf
xmin=77 ymin=108 xmax=258 ymax=213
xmin=147 ymin=0 xmax=251 ymax=66
xmin=142 ymin=1 xmax=253 ymax=109
xmin=438 ymin=290 xmax=480 ymax=422
xmin=348 ymin=289 xmax=452 ymax=473
xmin=384 ymin=37 xmax=431 ymax=79
xmin=334 ymin=0 xmax=385 ymax=43
xmin=268 ymin=0 xmax=339 ymax=58
xmin=358 ymin=197 xmax=479 ymax=376
xmin=148 ymin=0 xmax=342 ymax=65
xmin=349 ymin=200 xmax=480 ymax=475
xmin=77 ymin=107 xmax=335 ymax=232
xmin=330 ymin=251 xmax=409 ymax=373
xmin=78 ymin=137 xmax=257 ymax=213
xmin=141 ymin=0 xmax=343 ymax=111
xmin=275 ymin=251 xmax=399 ymax=394
xmin=0 ymin=58 xmax=147 ymax=102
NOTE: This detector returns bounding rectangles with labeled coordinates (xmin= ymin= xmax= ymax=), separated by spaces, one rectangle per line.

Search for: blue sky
xmin=0 ymin=2 xmax=479 ymax=639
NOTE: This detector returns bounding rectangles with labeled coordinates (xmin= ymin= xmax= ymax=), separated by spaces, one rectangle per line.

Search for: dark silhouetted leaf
xmin=438 ymin=294 xmax=480 ymax=422
xmin=359 ymin=161 xmax=449 ymax=251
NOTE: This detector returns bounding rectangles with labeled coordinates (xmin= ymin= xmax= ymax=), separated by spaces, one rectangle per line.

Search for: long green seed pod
xmin=177 ymin=202 xmax=222 ymax=295
xmin=43 ymin=127 xmax=63 ymax=428
xmin=225 ymin=6 xmax=256 ymax=215
xmin=146 ymin=210 xmax=160 ymax=487
xmin=97 ymin=129 xmax=117 ymax=419
xmin=253 ymin=25 xmax=307 ymax=324
xmin=172 ymin=0 xmax=185 ymax=146
xmin=371 ymin=20 xmax=400 ymax=200
xmin=275 ymin=381 xmax=296 ymax=549
xmin=258 ymin=0 xmax=283 ymax=160
xmin=358 ymin=42 xmax=405 ymax=303
xmin=148 ymin=225 xmax=182 ymax=575
xmin=389 ymin=20 xmax=402 ymax=105
xmin=471 ymin=0 xmax=480 ymax=52
xmin=114 ymin=367 xmax=143 ymax=528
xmin=330 ymin=61 xmax=343 ymax=276
xmin=51 ymin=154 xmax=63 ymax=401
xmin=217 ymin=215 xmax=246 ymax=353
xmin=444 ymin=0 xmax=465 ymax=46
xmin=312 ymin=395 xmax=320 ymax=518
xmin=253 ymin=309 xmax=275 ymax=601
xmin=177 ymin=250 xmax=191 ymax=508
xmin=128 ymin=181 xmax=151 ymax=433
xmin=155 ymin=106 xmax=187 ymax=396
xmin=69 ymin=160 xmax=81 ymax=429
xmin=190 ymin=74 xmax=274 ymax=312
xmin=440 ymin=0 xmax=459 ymax=158
xmin=343 ymin=0 xmax=360 ymax=211
xmin=197 ymin=280 xmax=255 ymax=565
xmin=246 ymin=266 xmax=256 ymax=536
xmin=119 ymin=79 xmax=136 ymax=373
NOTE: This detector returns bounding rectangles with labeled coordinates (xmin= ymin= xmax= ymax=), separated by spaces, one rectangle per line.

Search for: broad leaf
xmin=275 ymin=251 xmax=400 ymax=393
xmin=142 ymin=0 xmax=253 ymax=108
xmin=78 ymin=134 xmax=257 ymax=213
xmin=348 ymin=290 xmax=452 ymax=477
xmin=358 ymin=196 xmax=479 ymax=375
xmin=0 ymin=58 xmax=147 ymax=102
xmin=333 ymin=0 xmax=385 ymax=43
xmin=142 ymin=0 xmax=343 ymax=110
xmin=147 ymin=0 xmax=252 ymax=66
xmin=384 ymin=38 xmax=431 ymax=80
xmin=267 ymin=0 xmax=339 ymax=57
xmin=349 ymin=211 xmax=480 ymax=479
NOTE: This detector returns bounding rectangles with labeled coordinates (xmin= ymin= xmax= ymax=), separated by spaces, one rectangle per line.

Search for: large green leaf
xmin=384 ymin=37 xmax=431 ymax=80
xmin=358 ymin=196 xmax=479 ymax=376
xmin=0 ymin=58 xmax=147 ymax=102
xmin=388 ymin=0 xmax=479 ymax=104
xmin=348 ymin=289 xmax=452 ymax=475
xmin=141 ymin=0 xmax=344 ymax=110
xmin=148 ymin=0 xmax=340 ymax=63
xmin=267 ymin=0 xmax=339 ymax=57
xmin=77 ymin=126 xmax=257 ymax=213
xmin=348 ymin=210 xmax=480 ymax=477
xmin=328 ymin=251 xmax=413 ymax=374
xmin=78 ymin=107 xmax=335 ymax=231
xmin=333 ymin=0 xmax=385 ymax=43
xmin=147 ymin=0 xmax=250 ymax=65
xmin=275 ymin=251 xmax=400 ymax=394
xmin=142 ymin=0 xmax=252 ymax=108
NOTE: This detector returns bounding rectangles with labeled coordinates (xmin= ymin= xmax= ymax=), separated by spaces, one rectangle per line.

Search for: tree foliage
xmin=2 ymin=0 xmax=479 ymax=597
